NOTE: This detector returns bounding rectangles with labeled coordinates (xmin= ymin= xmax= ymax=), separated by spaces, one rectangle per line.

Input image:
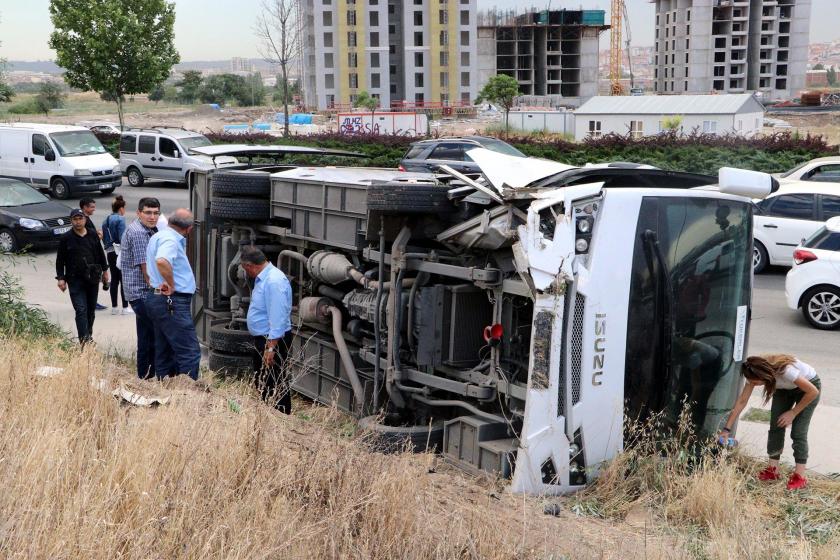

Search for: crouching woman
xmin=720 ymin=355 xmax=820 ymax=490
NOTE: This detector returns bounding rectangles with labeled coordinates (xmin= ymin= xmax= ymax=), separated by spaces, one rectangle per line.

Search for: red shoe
xmin=787 ymin=472 xmax=808 ymax=491
xmin=757 ymin=466 xmax=781 ymax=481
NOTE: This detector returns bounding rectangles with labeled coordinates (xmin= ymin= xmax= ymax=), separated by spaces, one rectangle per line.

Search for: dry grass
xmin=3 ymin=337 xmax=839 ymax=559
xmin=0 ymin=337 xmax=679 ymax=560
xmin=572 ymin=410 xmax=840 ymax=559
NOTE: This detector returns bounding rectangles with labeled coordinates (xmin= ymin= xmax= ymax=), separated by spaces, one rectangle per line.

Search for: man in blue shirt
xmin=145 ymin=208 xmax=201 ymax=380
xmin=240 ymin=246 xmax=293 ymax=413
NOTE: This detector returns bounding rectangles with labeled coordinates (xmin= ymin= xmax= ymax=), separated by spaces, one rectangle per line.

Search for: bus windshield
xmin=625 ymin=196 xmax=752 ymax=437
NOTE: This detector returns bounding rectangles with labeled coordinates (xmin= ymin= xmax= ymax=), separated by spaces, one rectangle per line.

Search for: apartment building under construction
xmin=301 ymin=0 xmax=478 ymax=111
xmin=476 ymin=9 xmax=608 ymax=108
xmin=652 ymin=0 xmax=811 ymax=100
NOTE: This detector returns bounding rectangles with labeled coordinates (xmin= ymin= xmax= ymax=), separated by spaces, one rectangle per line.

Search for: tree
xmin=176 ymin=70 xmax=203 ymax=104
xmin=272 ymin=76 xmax=300 ymax=105
xmin=255 ymin=0 xmax=301 ymax=137
xmin=661 ymin=115 xmax=683 ymax=132
xmin=35 ymin=81 xmax=66 ymax=115
xmin=241 ymin=73 xmax=266 ymax=106
xmin=48 ymin=0 xmax=180 ymax=128
xmin=0 ymin=60 xmax=12 ymax=103
xmin=354 ymin=90 xmax=378 ymax=112
xmin=813 ymin=63 xmax=825 ymax=70
xmin=99 ymin=90 xmax=124 ymax=103
xmin=199 ymin=74 xmax=249 ymax=106
xmin=828 ymin=66 xmax=838 ymax=87
xmin=475 ymin=74 xmax=521 ymax=134
xmin=148 ymin=84 xmax=166 ymax=103
xmin=0 ymin=12 xmax=14 ymax=103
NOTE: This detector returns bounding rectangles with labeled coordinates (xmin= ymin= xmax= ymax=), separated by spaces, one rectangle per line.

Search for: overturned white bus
xmin=189 ymin=146 xmax=775 ymax=494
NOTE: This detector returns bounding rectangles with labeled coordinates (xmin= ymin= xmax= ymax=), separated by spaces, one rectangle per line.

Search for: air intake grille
xmin=570 ymin=293 xmax=586 ymax=404
xmin=557 ymin=288 xmax=571 ymax=417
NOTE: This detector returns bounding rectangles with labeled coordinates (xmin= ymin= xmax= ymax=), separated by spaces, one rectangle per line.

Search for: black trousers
xmin=67 ymin=280 xmax=99 ymax=345
xmin=251 ymin=333 xmax=293 ymax=414
xmin=107 ymin=251 xmax=127 ymax=308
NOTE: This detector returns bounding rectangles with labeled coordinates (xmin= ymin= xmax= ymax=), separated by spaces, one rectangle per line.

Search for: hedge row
xmin=94 ymin=130 xmax=838 ymax=176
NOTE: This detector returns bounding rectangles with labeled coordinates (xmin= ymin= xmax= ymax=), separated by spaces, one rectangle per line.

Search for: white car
xmin=785 ymin=217 xmax=840 ymax=329
xmin=777 ymin=156 xmax=840 ymax=186
xmin=752 ymin=182 xmax=840 ymax=273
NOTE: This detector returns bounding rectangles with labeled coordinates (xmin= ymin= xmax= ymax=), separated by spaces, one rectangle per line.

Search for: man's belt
xmin=153 ymin=289 xmax=193 ymax=297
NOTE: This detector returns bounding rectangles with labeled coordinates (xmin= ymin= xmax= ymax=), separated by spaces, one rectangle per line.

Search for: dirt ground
xmin=2 ymin=91 xmax=502 ymax=136
xmin=765 ymin=110 xmax=840 ymax=145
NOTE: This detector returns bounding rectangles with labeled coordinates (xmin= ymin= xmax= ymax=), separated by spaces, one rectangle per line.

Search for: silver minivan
xmin=119 ymin=127 xmax=238 ymax=186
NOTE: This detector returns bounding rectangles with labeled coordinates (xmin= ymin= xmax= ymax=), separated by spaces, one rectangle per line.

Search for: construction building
xmin=652 ymin=0 xmax=812 ymax=101
xmin=301 ymin=0 xmax=478 ymax=111
xmin=476 ymin=9 xmax=608 ymax=108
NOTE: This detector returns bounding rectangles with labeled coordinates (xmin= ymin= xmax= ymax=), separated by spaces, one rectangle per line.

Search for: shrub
xmin=0 ymin=259 xmax=68 ymax=342
xmin=92 ymin=129 xmax=838 ymax=176
xmin=6 ymin=98 xmax=41 ymax=114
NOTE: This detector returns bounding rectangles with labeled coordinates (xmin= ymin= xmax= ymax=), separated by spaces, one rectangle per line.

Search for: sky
xmin=0 ymin=0 xmax=836 ymax=62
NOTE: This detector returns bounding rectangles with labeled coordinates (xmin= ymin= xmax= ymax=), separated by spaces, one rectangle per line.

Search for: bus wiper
xmin=642 ymin=230 xmax=675 ymax=411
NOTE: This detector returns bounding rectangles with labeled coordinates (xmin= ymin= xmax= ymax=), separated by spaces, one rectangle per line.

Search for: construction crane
xmin=609 ymin=0 xmax=625 ymax=96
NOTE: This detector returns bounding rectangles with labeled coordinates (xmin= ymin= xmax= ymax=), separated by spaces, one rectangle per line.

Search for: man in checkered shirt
xmin=121 ymin=197 xmax=174 ymax=378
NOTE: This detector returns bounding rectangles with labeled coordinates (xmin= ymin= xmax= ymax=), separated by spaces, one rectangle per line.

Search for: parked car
xmin=752 ymin=183 xmax=840 ymax=273
xmin=399 ymin=136 xmax=526 ymax=174
xmin=78 ymin=121 xmax=125 ymax=135
xmin=777 ymin=157 xmax=840 ymax=187
xmin=119 ymin=127 xmax=238 ymax=187
xmin=785 ymin=217 xmax=840 ymax=329
xmin=0 ymin=178 xmax=74 ymax=252
xmin=0 ymin=123 xmax=122 ymax=199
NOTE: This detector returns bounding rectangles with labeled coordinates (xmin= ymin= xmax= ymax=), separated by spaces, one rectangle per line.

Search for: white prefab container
xmin=507 ymin=111 xmax=576 ymax=135
xmin=337 ymin=112 xmax=428 ymax=137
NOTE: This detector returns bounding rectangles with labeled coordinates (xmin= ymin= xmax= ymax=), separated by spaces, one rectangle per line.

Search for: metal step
xmin=443 ymin=416 xmax=518 ymax=477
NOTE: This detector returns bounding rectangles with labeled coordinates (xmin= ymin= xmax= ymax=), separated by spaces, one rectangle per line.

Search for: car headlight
xmin=19 ymin=218 xmax=45 ymax=230
xmin=74 ymin=169 xmax=92 ymax=176
xmin=112 ymin=165 xmax=121 ymax=174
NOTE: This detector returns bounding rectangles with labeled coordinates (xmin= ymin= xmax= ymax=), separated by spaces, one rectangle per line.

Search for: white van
xmin=0 ymin=123 xmax=121 ymax=199
xmin=119 ymin=127 xmax=238 ymax=186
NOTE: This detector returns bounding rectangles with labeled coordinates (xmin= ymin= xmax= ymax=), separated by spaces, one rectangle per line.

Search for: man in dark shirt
xmin=80 ymin=197 xmax=107 ymax=310
xmin=56 ymin=209 xmax=109 ymax=346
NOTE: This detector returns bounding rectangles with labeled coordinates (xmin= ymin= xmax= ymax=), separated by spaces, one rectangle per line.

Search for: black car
xmin=399 ymin=136 xmax=526 ymax=174
xmin=0 ymin=178 xmax=73 ymax=252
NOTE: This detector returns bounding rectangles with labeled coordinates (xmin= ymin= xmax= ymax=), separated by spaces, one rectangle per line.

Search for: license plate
xmin=53 ymin=226 xmax=71 ymax=235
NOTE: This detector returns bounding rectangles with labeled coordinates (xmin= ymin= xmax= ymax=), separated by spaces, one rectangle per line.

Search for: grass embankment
xmin=2 ymin=263 xmax=840 ymax=558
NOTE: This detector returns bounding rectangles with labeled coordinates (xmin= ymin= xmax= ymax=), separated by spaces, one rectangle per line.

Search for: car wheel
xmin=209 ymin=324 xmax=254 ymax=354
xmin=210 ymin=196 xmax=271 ymax=221
xmin=211 ymin=170 xmax=271 ymax=197
xmin=51 ymin=178 xmax=69 ymax=200
xmin=801 ymin=286 xmax=840 ymax=330
xmin=127 ymin=167 xmax=145 ymax=187
xmin=753 ymin=241 xmax=768 ymax=274
xmin=358 ymin=414 xmax=444 ymax=453
xmin=100 ymin=187 xmax=115 ymax=195
xmin=0 ymin=228 xmax=18 ymax=253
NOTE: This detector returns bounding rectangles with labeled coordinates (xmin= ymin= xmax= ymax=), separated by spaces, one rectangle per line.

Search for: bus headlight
xmin=575 ymin=238 xmax=589 ymax=253
xmin=576 ymin=217 xmax=593 ymax=234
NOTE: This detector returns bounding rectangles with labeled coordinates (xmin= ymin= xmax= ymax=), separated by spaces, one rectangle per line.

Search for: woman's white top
xmin=777 ymin=360 xmax=817 ymax=390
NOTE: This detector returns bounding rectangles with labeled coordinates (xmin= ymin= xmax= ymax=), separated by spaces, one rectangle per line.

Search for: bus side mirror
xmin=718 ymin=167 xmax=778 ymax=199
xmin=45 ymin=149 xmax=55 ymax=162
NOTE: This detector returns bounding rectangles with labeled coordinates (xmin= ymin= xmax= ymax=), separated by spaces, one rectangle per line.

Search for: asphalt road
xmin=8 ymin=181 xmax=840 ymax=406
xmin=54 ymin=178 xmax=190 ymax=224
